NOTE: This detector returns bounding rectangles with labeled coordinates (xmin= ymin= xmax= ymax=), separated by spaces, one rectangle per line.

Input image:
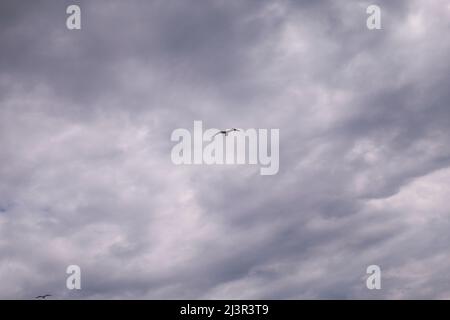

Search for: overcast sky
xmin=1 ymin=0 xmax=450 ymax=299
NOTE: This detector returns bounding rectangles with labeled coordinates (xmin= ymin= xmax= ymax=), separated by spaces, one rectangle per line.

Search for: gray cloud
xmin=0 ymin=0 xmax=450 ymax=299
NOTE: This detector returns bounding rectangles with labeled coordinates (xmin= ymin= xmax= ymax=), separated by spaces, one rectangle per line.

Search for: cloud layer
xmin=0 ymin=0 xmax=450 ymax=299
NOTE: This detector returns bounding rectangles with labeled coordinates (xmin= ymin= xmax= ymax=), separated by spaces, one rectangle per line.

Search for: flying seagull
xmin=35 ymin=294 xmax=52 ymax=299
xmin=213 ymin=128 xmax=240 ymax=138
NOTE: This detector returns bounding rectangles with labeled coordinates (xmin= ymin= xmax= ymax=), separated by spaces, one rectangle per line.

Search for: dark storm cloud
xmin=1 ymin=0 xmax=450 ymax=299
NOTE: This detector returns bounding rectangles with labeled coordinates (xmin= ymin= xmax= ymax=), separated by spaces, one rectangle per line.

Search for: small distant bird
xmin=35 ymin=294 xmax=52 ymax=299
xmin=213 ymin=128 xmax=240 ymax=138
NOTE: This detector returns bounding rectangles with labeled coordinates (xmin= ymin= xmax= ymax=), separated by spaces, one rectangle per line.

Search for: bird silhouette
xmin=213 ymin=128 xmax=240 ymax=138
xmin=35 ymin=294 xmax=52 ymax=299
